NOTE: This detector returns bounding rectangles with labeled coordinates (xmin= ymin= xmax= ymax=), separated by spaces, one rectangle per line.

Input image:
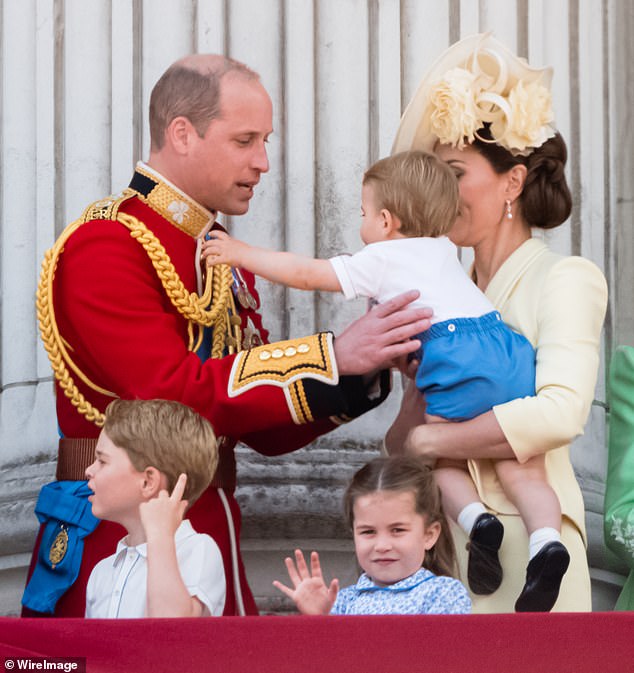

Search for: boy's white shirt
xmin=329 ymin=236 xmax=493 ymax=323
xmin=85 ymin=519 xmax=225 ymax=618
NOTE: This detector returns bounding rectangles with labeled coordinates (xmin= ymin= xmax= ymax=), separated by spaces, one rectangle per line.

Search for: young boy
xmin=202 ymin=150 xmax=569 ymax=610
xmin=84 ymin=398 xmax=225 ymax=618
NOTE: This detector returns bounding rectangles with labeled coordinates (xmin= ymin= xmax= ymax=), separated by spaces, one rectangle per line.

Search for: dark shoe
xmin=515 ymin=541 xmax=570 ymax=612
xmin=467 ymin=513 xmax=504 ymax=595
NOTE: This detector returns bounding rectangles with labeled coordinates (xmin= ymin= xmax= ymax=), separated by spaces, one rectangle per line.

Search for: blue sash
xmin=21 ymin=481 xmax=99 ymax=614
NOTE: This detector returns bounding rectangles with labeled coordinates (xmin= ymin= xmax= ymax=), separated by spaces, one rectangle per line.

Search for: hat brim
xmin=392 ymin=33 xmax=553 ymax=154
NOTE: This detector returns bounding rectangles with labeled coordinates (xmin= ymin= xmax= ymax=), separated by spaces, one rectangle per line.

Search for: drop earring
xmin=505 ymin=199 xmax=513 ymax=220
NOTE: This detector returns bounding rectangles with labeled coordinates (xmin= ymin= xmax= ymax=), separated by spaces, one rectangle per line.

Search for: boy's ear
xmin=381 ymin=209 xmax=402 ymax=237
xmin=141 ymin=466 xmax=165 ymax=498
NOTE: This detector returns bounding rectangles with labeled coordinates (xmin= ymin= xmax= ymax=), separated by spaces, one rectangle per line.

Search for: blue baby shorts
xmin=414 ymin=311 xmax=535 ymax=421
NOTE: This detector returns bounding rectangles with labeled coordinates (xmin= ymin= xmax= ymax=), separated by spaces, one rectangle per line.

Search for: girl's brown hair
xmin=343 ymin=455 xmax=458 ymax=578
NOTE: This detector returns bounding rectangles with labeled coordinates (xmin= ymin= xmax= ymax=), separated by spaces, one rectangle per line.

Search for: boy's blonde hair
xmin=103 ymin=399 xmax=217 ymax=504
xmin=363 ymin=150 xmax=459 ymax=237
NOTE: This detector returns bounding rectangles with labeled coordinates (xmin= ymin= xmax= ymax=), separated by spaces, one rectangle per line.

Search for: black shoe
xmin=467 ymin=513 xmax=504 ymax=595
xmin=515 ymin=541 xmax=570 ymax=612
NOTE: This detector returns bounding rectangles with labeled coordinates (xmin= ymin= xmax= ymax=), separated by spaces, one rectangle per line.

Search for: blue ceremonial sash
xmin=21 ymin=481 xmax=99 ymax=614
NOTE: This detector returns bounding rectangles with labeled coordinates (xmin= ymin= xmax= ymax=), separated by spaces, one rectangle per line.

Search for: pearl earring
xmin=505 ymin=199 xmax=513 ymax=220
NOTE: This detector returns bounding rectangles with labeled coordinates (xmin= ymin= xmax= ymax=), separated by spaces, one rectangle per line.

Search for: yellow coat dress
xmin=454 ymin=238 xmax=608 ymax=612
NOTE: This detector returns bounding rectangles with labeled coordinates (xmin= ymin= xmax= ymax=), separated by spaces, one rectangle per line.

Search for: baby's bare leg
xmin=434 ymin=457 xmax=480 ymax=523
xmin=425 ymin=414 xmax=479 ymax=521
xmin=497 ymin=456 xmax=571 ymax=612
xmin=494 ymin=455 xmax=561 ymax=534
xmin=428 ymin=413 xmax=504 ymax=595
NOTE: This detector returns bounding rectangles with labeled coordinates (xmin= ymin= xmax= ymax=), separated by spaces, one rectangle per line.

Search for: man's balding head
xmin=149 ymin=54 xmax=260 ymax=151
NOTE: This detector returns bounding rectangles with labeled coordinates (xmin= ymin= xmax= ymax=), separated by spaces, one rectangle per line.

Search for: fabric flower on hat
xmin=429 ymin=67 xmax=481 ymax=149
xmin=424 ymin=38 xmax=556 ymax=156
xmin=493 ymin=79 xmax=555 ymax=155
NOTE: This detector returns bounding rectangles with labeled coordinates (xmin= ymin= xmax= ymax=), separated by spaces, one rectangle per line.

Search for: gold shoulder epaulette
xmin=80 ymin=189 xmax=136 ymax=224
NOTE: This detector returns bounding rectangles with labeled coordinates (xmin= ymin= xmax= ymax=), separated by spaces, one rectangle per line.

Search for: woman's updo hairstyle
xmin=472 ymin=123 xmax=572 ymax=230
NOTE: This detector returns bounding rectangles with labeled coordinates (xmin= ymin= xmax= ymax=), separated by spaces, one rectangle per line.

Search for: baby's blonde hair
xmin=363 ymin=150 xmax=459 ymax=237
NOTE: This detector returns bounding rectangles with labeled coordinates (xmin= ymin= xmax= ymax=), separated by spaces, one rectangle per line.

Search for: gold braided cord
xmin=37 ymin=211 xmax=235 ymax=428
xmin=212 ymin=263 xmax=232 ymax=358
xmin=120 ymin=213 xmax=233 ymax=327
xmin=37 ymin=219 xmax=116 ymax=427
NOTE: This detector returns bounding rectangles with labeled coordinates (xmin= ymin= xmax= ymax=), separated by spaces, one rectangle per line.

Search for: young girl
xmin=273 ymin=455 xmax=471 ymax=615
xmin=204 ymin=150 xmax=568 ymax=611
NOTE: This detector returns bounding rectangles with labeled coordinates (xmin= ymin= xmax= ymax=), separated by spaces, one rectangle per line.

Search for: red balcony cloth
xmin=1 ymin=612 xmax=632 ymax=673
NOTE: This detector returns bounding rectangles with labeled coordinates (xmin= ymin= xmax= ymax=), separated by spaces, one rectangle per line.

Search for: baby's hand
xmin=139 ymin=473 xmax=188 ymax=543
xmin=201 ymin=231 xmax=247 ymax=267
xmin=273 ymin=549 xmax=339 ymax=615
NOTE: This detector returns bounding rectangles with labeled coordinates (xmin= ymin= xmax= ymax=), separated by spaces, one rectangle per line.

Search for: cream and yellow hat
xmin=392 ymin=33 xmax=555 ymax=157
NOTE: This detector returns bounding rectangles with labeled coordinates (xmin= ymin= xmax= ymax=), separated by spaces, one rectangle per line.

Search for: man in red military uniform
xmin=23 ymin=54 xmax=431 ymax=617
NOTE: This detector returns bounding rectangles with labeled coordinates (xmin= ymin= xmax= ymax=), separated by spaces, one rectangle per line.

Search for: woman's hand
xmin=273 ymin=549 xmax=339 ymax=615
xmin=384 ymin=377 xmax=428 ymax=456
xmin=388 ymin=386 xmax=515 ymax=462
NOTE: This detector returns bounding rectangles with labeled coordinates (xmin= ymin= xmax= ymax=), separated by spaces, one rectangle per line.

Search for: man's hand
xmin=201 ymin=231 xmax=248 ymax=267
xmin=139 ymin=473 xmax=188 ymax=543
xmin=334 ymin=290 xmax=432 ymax=376
xmin=273 ymin=549 xmax=339 ymax=615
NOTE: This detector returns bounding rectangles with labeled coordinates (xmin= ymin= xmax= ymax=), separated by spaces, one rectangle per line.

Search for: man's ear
xmin=165 ymin=116 xmax=197 ymax=156
xmin=141 ymin=466 xmax=165 ymax=499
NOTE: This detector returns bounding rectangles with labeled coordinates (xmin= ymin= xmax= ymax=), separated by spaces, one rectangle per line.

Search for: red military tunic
xmin=26 ymin=163 xmax=387 ymax=617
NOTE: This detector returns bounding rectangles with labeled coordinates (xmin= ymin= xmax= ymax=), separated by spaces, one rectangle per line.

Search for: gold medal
xmin=49 ymin=525 xmax=69 ymax=569
xmin=233 ymin=268 xmax=258 ymax=310
xmin=245 ymin=293 xmax=258 ymax=310
xmin=236 ymin=286 xmax=251 ymax=309
xmin=242 ymin=319 xmax=263 ymax=349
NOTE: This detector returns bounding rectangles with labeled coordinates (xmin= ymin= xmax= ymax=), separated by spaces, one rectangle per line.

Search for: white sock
xmin=528 ymin=527 xmax=561 ymax=560
xmin=457 ymin=502 xmax=488 ymax=536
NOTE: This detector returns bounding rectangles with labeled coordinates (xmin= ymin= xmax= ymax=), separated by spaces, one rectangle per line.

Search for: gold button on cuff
xmin=271 ymin=348 xmax=284 ymax=359
xmin=284 ymin=347 xmax=297 ymax=357
xmin=297 ymin=344 xmax=310 ymax=353
xmin=259 ymin=350 xmax=271 ymax=361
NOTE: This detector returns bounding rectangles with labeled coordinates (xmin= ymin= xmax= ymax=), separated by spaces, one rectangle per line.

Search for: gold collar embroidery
xmin=129 ymin=162 xmax=215 ymax=238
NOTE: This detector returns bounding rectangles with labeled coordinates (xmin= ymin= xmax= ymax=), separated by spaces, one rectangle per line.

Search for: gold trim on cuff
xmin=228 ymin=333 xmax=337 ymax=423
